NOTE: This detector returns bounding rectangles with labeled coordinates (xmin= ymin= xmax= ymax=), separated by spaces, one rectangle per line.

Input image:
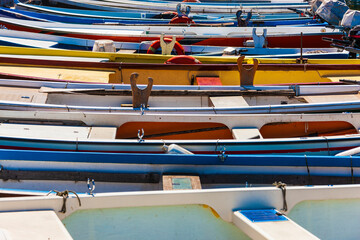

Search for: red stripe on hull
xmin=0 ymin=21 xmax=343 ymax=48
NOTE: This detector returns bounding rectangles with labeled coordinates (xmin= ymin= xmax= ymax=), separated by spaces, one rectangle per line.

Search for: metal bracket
xmin=218 ymin=145 xmax=227 ymax=162
xmin=236 ymin=10 xmax=252 ymax=27
xmin=138 ymin=128 xmax=145 ymax=142
xmin=160 ymin=33 xmax=176 ymax=55
xmin=87 ymin=178 xmax=95 ymax=195
xmin=130 ymin=72 xmax=153 ymax=108
xmin=252 ymin=28 xmax=267 ymax=48
xmin=176 ymin=3 xmax=191 ymax=16
xmin=237 ymin=56 xmax=259 ymax=86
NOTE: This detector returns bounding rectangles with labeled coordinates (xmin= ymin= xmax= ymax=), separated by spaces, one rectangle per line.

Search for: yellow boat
xmin=0 ymin=46 xmax=359 ymax=85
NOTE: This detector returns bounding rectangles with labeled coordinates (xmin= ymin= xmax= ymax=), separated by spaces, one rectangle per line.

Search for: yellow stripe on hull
xmin=1 ymin=46 xmax=360 ymax=65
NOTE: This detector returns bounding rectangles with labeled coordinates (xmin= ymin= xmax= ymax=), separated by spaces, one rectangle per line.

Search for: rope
xmin=351 ymin=155 xmax=354 ymax=184
xmin=47 ymin=190 xmax=82 ymax=213
xmin=273 ymin=181 xmax=288 ymax=213
xmin=323 ymin=136 xmax=330 ymax=156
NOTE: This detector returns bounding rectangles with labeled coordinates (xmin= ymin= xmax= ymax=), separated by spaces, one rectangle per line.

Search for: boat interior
xmin=0 ymin=121 xmax=357 ymax=141
xmin=2 ymin=85 xmax=360 ymax=108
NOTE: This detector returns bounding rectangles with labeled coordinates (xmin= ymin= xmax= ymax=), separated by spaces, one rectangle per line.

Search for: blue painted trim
xmin=0 ymin=149 xmax=359 ymax=167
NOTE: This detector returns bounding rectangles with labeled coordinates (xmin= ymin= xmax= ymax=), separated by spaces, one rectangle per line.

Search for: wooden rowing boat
xmin=0 ymin=50 xmax=357 ymax=84
xmin=0 ymin=185 xmax=359 ymax=239
xmin=0 ymin=148 xmax=359 ymax=187
xmin=0 ymin=7 xmax=240 ymax=25
xmin=14 ymin=1 xmax=312 ymax=20
xmin=0 ymin=111 xmax=359 ymax=155
xmin=0 ymin=29 xmax=346 ymax=59
xmin=0 ymin=18 xmax=342 ymax=48
xmin=1 ymin=80 xmax=360 ymax=114
xmin=40 ymin=0 xmax=311 ymax=14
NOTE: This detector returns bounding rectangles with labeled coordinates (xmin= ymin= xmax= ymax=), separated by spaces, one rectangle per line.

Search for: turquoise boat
xmin=0 ymin=185 xmax=359 ymax=239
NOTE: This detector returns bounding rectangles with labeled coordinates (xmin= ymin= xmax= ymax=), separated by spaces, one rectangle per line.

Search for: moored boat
xmin=0 ymin=48 xmax=357 ymax=84
xmin=1 ymin=78 xmax=360 ymax=114
xmin=0 ymin=18 xmax=343 ymax=48
xmin=0 ymin=111 xmax=358 ymax=155
xmin=0 ymin=184 xmax=359 ymax=239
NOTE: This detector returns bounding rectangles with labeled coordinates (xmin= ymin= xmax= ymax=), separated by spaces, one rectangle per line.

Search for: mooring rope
xmin=273 ymin=181 xmax=288 ymax=213
xmin=47 ymin=190 xmax=82 ymax=213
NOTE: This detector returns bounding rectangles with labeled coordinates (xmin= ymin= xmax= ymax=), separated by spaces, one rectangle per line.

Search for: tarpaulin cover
xmin=316 ymin=0 xmax=349 ymax=25
xmin=341 ymin=9 xmax=360 ymax=28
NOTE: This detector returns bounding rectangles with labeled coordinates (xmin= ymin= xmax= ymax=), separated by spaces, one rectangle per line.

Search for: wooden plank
xmin=163 ymin=175 xmax=201 ymax=190
xmin=0 ymin=123 xmax=91 ymax=140
xmin=0 ymin=210 xmax=73 ymax=240
xmin=88 ymin=127 xmax=117 ymax=139
xmin=0 ymin=86 xmax=47 ymax=103
xmin=0 ymin=66 xmax=115 ymax=83
xmin=210 ymin=96 xmax=249 ymax=107
xmin=232 ymin=127 xmax=263 ymax=139
xmin=303 ymin=94 xmax=360 ymax=103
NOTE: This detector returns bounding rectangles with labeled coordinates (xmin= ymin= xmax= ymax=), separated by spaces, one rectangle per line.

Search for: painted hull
xmin=0 ymin=111 xmax=360 ymax=155
xmin=3 ymin=95 xmax=360 ymax=114
xmin=15 ymin=2 xmax=309 ymax=20
xmin=0 ymin=149 xmax=359 ymax=178
xmin=43 ymin=0 xmax=311 ymax=14
xmin=0 ymin=48 xmax=357 ymax=84
xmin=0 ymin=29 xmax=346 ymax=59
xmin=0 ymin=18 xmax=343 ymax=48
xmin=0 ymin=8 xmax=239 ymax=25
xmin=0 ymin=185 xmax=360 ymax=240
xmin=0 ymin=133 xmax=358 ymax=155
xmin=2 ymin=7 xmax=325 ymax=27
xmin=0 ymin=149 xmax=357 ymax=193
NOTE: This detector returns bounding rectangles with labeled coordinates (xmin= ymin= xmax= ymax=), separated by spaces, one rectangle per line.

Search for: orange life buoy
xmin=147 ymin=38 xmax=185 ymax=55
xmin=164 ymin=55 xmax=202 ymax=64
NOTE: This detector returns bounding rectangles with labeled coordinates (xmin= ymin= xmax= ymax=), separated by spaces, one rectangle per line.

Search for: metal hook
xmin=140 ymin=103 xmax=145 ymax=115
xmin=138 ymin=128 xmax=145 ymax=142
xmin=87 ymin=178 xmax=95 ymax=195
xmin=218 ymin=145 xmax=227 ymax=162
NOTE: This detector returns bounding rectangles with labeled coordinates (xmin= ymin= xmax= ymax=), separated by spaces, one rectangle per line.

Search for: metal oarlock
xmin=138 ymin=128 xmax=145 ymax=142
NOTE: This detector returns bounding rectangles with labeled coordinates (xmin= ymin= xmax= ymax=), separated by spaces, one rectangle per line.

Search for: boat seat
xmin=233 ymin=209 xmax=319 ymax=239
xmin=231 ymin=127 xmax=263 ymax=140
xmin=88 ymin=127 xmax=117 ymax=139
xmin=0 ymin=210 xmax=72 ymax=240
xmin=0 ymin=123 xmax=117 ymax=140
xmin=303 ymin=94 xmax=360 ymax=103
xmin=0 ymin=87 xmax=47 ymax=103
xmin=196 ymin=77 xmax=222 ymax=86
xmin=0 ymin=66 xmax=116 ymax=84
xmin=209 ymin=96 xmax=249 ymax=107
xmin=162 ymin=175 xmax=201 ymax=190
